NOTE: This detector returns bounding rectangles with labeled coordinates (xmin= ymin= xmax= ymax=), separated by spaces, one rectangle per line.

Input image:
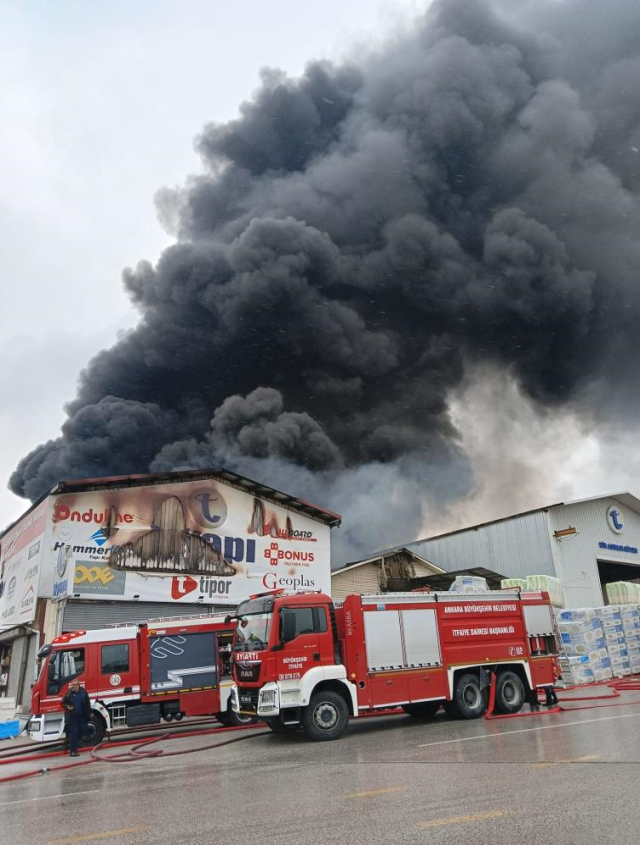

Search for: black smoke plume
xmin=11 ymin=0 xmax=640 ymax=563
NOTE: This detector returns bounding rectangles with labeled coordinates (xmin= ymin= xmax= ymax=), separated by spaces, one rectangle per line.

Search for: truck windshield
xmin=233 ymin=614 xmax=272 ymax=652
xmin=46 ymin=648 xmax=85 ymax=695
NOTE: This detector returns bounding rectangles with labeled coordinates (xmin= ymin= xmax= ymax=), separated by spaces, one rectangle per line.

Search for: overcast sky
xmin=0 ymin=0 xmax=423 ymax=530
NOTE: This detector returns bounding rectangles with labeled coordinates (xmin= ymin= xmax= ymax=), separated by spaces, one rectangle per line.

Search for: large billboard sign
xmin=0 ymin=501 xmax=47 ymax=627
xmin=46 ymin=477 xmax=332 ymax=605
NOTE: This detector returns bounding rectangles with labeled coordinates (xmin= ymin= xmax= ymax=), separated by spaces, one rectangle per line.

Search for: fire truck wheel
xmin=453 ymin=673 xmax=488 ymax=719
xmin=302 ymin=690 xmax=349 ymax=741
xmin=402 ymin=702 xmax=440 ymax=719
xmin=494 ymin=670 xmax=525 ymax=714
xmin=217 ymin=706 xmax=256 ymax=727
xmin=227 ymin=708 xmax=256 ymax=727
xmin=80 ymin=713 xmax=105 ymax=747
xmin=265 ymin=717 xmax=300 ymax=734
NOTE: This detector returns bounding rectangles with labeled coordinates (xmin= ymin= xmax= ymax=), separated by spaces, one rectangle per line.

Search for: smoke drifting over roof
xmin=11 ymin=0 xmax=640 ymax=563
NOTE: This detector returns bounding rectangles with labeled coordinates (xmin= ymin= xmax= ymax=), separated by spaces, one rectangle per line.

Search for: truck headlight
xmin=259 ymin=689 xmax=276 ymax=711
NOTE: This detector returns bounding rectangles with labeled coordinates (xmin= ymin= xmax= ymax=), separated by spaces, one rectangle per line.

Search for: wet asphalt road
xmin=3 ymin=692 xmax=640 ymax=845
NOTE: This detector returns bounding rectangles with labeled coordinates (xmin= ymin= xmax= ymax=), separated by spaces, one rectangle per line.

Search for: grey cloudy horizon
xmin=5 ymin=0 xmax=640 ymax=564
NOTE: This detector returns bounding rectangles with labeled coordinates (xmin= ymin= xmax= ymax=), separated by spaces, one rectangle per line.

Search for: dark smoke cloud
xmin=11 ymin=0 xmax=640 ymax=563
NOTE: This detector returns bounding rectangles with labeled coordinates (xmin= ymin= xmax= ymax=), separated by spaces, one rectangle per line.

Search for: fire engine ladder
xmin=106 ymin=611 xmax=223 ymax=628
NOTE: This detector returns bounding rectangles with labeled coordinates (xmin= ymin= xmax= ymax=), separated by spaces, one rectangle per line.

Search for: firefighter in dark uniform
xmin=61 ymin=679 xmax=91 ymax=756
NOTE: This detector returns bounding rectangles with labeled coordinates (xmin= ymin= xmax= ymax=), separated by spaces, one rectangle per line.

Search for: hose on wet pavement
xmin=484 ymin=673 xmax=640 ymax=720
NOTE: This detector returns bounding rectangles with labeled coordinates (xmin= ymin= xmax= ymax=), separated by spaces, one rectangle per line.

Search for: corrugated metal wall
xmin=407 ymin=510 xmax=555 ymax=579
xmin=62 ymin=601 xmax=230 ymax=632
xmin=331 ymin=563 xmax=381 ymax=600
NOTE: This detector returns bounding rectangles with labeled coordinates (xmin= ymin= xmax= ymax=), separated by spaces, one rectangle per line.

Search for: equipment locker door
xmin=364 ymin=607 xmax=444 ymax=708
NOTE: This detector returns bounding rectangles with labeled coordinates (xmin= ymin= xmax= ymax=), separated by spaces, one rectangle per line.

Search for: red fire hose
xmin=485 ymin=673 xmax=640 ymax=720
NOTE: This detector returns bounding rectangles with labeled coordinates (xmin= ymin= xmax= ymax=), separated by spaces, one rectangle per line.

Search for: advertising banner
xmin=46 ymin=477 xmax=332 ymax=606
xmin=0 ymin=501 xmax=48 ymax=627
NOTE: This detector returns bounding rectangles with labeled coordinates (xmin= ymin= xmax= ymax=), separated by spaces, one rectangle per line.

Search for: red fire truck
xmin=28 ymin=614 xmax=254 ymax=744
xmin=229 ymin=589 xmax=560 ymax=740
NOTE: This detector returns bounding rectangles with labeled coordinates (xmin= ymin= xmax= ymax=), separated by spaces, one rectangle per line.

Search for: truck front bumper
xmin=26 ymin=712 xmax=65 ymax=743
xmin=231 ymin=683 xmax=281 ymax=717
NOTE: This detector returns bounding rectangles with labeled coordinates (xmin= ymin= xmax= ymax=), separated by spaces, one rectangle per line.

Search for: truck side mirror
xmin=280 ymin=609 xmax=296 ymax=644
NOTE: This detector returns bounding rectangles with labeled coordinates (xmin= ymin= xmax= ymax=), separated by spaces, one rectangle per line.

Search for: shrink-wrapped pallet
xmin=557 ymin=609 xmax=613 ymax=683
xmin=525 ymin=575 xmax=564 ymax=608
xmin=501 ymin=578 xmax=527 ymax=591
xmin=605 ymin=582 xmax=640 ymax=605
xmin=448 ymin=575 xmax=489 ymax=593
xmin=594 ymin=607 xmax=632 ymax=676
xmin=559 ymin=655 xmax=595 ymax=685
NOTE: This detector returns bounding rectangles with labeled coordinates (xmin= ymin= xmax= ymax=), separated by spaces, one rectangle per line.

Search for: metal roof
xmin=387 ymin=566 xmax=507 ymax=592
xmin=51 ymin=468 xmax=342 ymax=527
xmin=331 ymin=547 xmax=444 ymax=575
xmin=1 ymin=468 xmax=341 ymax=540
xmin=413 ymin=492 xmax=640 ymax=544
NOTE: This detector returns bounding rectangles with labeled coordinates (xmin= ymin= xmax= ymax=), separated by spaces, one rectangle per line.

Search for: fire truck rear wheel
xmin=453 ymin=673 xmax=488 ymax=719
xmin=80 ymin=713 xmax=105 ymax=747
xmin=302 ymin=690 xmax=349 ymax=741
xmin=402 ymin=702 xmax=440 ymax=719
xmin=494 ymin=670 xmax=525 ymax=714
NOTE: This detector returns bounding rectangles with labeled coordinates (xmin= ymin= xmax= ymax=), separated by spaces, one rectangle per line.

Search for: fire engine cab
xmin=29 ymin=614 xmax=253 ymax=744
xmin=230 ymin=589 xmax=560 ymax=741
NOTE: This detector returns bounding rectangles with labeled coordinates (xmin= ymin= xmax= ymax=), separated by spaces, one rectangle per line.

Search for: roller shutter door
xmin=62 ymin=600 xmax=234 ymax=632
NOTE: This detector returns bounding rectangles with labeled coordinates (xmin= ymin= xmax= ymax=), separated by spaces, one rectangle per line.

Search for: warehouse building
xmin=330 ymin=547 xmax=443 ymax=599
xmin=405 ymin=493 xmax=640 ymax=608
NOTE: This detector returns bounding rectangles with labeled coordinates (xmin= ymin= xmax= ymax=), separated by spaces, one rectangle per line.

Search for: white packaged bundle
xmin=592 ymin=665 xmax=614 ymax=682
xmin=558 ymin=618 xmax=603 ymax=635
xmin=606 ymin=583 xmax=640 ymax=605
xmin=526 ymin=575 xmax=564 ymax=608
xmin=561 ymin=656 xmax=595 ymax=685
xmin=501 ymin=578 xmax=527 ymax=591
xmin=558 ymin=608 xmax=597 ymax=623
xmin=603 ymin=630 xmax=625 ymax=642
xmin=610 ymin=655 xmax=632 ymax=676
xmin=561 ymin=638 xmax=607 ymax=657
xmin=598 ymin=606 xmax=622 ymax=619
xmin=449 ymin=575 xmax=489 ymax=593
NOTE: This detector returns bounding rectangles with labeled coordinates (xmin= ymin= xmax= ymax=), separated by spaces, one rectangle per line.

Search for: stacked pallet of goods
xmin=595 ymin=606 xmax=631 ymax=677
xmin=500 ymin=575 xmax=564 ymax=608
xmin=556 ymin=608 xmax=613 ymax=686
xmin=618 ymin=605 xmax=640 ymax=674
xmin=605 ymin=582 xmax=640 ymax=605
